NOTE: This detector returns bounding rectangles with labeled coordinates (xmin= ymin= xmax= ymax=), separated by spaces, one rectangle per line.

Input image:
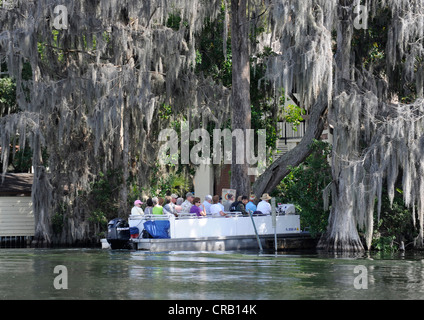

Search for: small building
xmin=0 ymin=173 xmax=34 ymax=247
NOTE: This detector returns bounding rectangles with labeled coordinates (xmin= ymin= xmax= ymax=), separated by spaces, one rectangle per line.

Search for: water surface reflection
xmin=0 ymin=249 xmax=424 ymax=299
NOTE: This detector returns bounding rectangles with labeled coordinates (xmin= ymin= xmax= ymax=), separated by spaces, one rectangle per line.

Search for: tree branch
xmin=252 ymin=99 xmax=328 ymax=197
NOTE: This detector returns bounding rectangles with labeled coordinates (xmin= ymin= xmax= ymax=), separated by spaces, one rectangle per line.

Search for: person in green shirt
xmin=152 ymin=197 xmax=164 ymax=215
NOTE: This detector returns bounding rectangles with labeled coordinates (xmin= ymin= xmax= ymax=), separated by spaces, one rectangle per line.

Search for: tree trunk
xmin=316 ymin=91 xmax=365 ymax=252
xmin=31 ymin=132 xmax=53 ymax=247
xmin=230 ymin=0 xmax=251 ymax=198
xmin=317 ymin=170 xmax=365 ymax=252
xmin=317 ymin=0 xmax=364 ymax=252
xmin=119 ymin=94 xmax=130 ymax=218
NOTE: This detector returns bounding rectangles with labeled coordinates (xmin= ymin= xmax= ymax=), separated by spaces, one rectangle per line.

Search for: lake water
xmin=1 ymin=248 xmax=424 ymax=300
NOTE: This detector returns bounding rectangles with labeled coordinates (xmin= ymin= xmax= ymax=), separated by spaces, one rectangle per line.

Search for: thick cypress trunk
xmin=317 ymin=161 xmax=364 ymax=252
xmin=32 ymin=133 xmax=53 ymax=247
xmin=230 ymin=0 xmax=251 ymax=198
xmin=317 ymin=0 xmax=364 ymax=252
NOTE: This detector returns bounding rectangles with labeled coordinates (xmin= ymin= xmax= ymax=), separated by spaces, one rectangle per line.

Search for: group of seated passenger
xmin=131 ymin=192 xmax=274 ymax=217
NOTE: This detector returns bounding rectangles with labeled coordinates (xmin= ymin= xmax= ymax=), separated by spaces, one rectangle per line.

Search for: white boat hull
xmin=107 ymin=213 xmax=305 ymax=251
xmin=132 ymin=233 xmax=312 ymax=251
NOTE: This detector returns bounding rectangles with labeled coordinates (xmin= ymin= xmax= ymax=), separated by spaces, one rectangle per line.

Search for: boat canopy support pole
xmin=271 ymin=198 xmax=277 ymax=253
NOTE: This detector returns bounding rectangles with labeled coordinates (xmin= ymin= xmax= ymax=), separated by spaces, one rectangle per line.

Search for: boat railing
xmin=129 ymin=212 xmax=246 ymax=221
xmin=176 ymin=212 xmax=245 ymax=219
xmin=176 ymin=213 xmax=198 ymax=219
xmin=129 ymin=210 xmax=293 ymax=223
xmin=129 ymin=214 xmax=169 ymax=221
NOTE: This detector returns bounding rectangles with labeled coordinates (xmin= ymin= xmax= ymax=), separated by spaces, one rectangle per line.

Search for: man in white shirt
xmin=202 ymin=195 xmax=212 ymax=215
xmin=256 ymin=193 xmax=272 ymax=215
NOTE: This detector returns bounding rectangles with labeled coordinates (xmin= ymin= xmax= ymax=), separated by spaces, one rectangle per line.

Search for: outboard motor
xmin=107 ymin=218 xmax=130 ymax=249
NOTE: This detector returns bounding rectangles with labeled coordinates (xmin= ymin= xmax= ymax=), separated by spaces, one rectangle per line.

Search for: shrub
xmin=275 ymin=140 xmax=332 ymax=237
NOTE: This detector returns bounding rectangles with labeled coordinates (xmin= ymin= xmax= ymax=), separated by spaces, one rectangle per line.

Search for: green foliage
xmin=275 ymin=140 xmax=332 ymax=237
xmin=0 ymin=144 xmax=48 ymax=173
xmin=352 ymin=6 xmax=389 ymax=69
xmin=88 ymin=209 xmax=108 ymax=237
xmin=147 ymin=161 xmax=192 ymax=197
xmin=88 ymin=209 xmax=108 ymax=225
xmin=0 ymin=77 xmax=16 ymax=111
xmin=158 ymin=103 xmax=173 ymax=120
xmin=250 ymin=47 xmax=279 ymax=150
xmin=166 ymin=12 xmax=189 ymax=31
xmin=128 ymin=182 xmax=142 ymax=207
xmin=195 ymin=6 xmax=232 ymax=87
xmin=12 ymin=146 xmax=32 ymax=173
xmin=1 ymin=57 xmax=32 ymax=115
xmin=351 ymin=6 xmax=418 ymax=102
xmin=372 ymin=234 xmax=396 ymax=252
xmin=371 ymin=188 xmax=417 ymax=251
xmin=281 ymin=103 xmax=305 ymax=131
xmin=51 ymin=212 xmax=64 ymax=235
xmin=89 ymin=169 xmax=122 ymax=221
xmin=52 ymin=202 xmax=67 ymax=235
